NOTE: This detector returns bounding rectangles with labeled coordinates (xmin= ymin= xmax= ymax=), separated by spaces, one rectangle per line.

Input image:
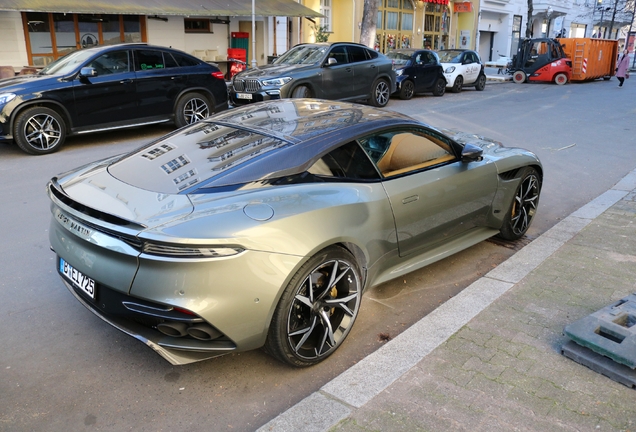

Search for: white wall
xmin=0 ymin=11 xmax=29 ymax=70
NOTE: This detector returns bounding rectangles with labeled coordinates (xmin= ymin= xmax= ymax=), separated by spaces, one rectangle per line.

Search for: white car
xmin=437 ymin=49 xmax=487 ymax=93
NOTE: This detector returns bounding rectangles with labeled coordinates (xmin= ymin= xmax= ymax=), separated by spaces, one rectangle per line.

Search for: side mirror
xmin=461 ymin=143 xmax=483 ymax=162
xmin=326 ymin=58 xmax=337 ymax=66
xmin=79 ymin=67 xmax=98 ymax=78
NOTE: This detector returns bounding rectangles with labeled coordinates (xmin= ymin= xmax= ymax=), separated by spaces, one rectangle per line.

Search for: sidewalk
xmin=259 ymin=168 xmax=636 ymax=432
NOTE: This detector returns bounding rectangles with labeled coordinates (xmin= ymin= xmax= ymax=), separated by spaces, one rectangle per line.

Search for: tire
xmin=370 ymin=79 xmax=390 ymax=107
xmin=14 ymin=106 xmax=66 ymax=155
xmin=399 ymin=80 xmax=415 ymax=100
xmin=554 ymin=73 xmax=568 ymax=86
xmin=264 ymin=246 xmax=362 ymax=367
xmin=175 ymin=92 xmax=212 ymax=128
xmin=475 ymin=74 xmax=487 ymax=91
xmin=512 ymin=70 xmax=526 ymax=84
xmin=432 ymin=78 xmax=446 ymax=96
xmin=292 ymin=85 xmax=312 ymax=98
xmin=498 ymin=167 xmax=541 ymax=241
xmin=451 ymin=75 xmax=463 ymax=93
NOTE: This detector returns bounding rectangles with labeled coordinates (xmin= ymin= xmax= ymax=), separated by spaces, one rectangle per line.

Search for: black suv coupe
xmin=229 ymin=42 xmax=396 ymax=108
xmin=0 ymin=43 xmax=228 ymax=155
xmin=386 ymin=49 xmax=447 ymax=100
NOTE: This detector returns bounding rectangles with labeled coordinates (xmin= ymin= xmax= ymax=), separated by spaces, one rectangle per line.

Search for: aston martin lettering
xmin=56 ymin=210 xmax=92 ymax=239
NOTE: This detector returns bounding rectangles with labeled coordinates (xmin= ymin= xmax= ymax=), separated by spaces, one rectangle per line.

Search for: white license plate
xmin=60 ymin=258 xmax=96 ymax=299
xmin=236 ymin=92 xmax=252 ymax=100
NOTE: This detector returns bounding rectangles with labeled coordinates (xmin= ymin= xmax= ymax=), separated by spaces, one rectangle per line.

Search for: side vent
xmin=499 ymin=168 xmax=520 ymax=181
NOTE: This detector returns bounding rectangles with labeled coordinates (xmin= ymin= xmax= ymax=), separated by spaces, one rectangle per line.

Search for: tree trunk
xmin=360 ymin=0 xmax=379 ymax=48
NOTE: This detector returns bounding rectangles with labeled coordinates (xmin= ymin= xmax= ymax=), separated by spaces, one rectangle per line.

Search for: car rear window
xmin=172 ymin=52 xmax=201 ymax=67
xmin=108 ymin=123 xmax=291 ymax=194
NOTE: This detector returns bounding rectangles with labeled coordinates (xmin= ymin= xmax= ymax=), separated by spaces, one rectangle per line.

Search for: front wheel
xmin=370 ymin=79 xmax=390 ymax=107
xmin=475 ymin=74 xmax=487 ymax=91
xmin=14 ymin=106 xmax=66 ymax=155
xmin=498 ymin=167 xmax=541 ymax=241
xmin=292 ymin=85 xmax=312 ymax=98
xmin=554 ymin=73 xmax=568 ymax=86
xmin=512 ymin=70 xmax=526 ymax=84
xmin=432 ymin=78 xmax=446 ymax=96
xmin=175 ymin=92 xmax=212 ymax=128
xmin=399 ymin=80 xmax=415 ymax=100
xmin=264 ymin=246 xmax=362 ymax=367
xmin=451 ymin=75 xmax=463 ymax=93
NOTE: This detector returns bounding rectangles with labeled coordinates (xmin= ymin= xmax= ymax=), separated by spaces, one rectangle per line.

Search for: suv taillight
xmin=212 ymin=71 xmax=225 ymax=80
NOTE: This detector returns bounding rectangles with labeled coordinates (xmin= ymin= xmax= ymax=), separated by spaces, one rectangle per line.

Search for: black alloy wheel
xmin=432 ymin=78 xmax=446 ymax=96
xmin=498 ymin=167 xmax=541 ymax=240
xmin=452 ymin=75 xmax=463 ymax=93
xmin=399 ymin=80 xmax=415 ymax=100
xmin=265 ymin=246 xmax=362 ymax=367
xmin=14 ymin=106 xmax=66 ymax=155
xmin=475 ymin=74 xmax=486 ymax=91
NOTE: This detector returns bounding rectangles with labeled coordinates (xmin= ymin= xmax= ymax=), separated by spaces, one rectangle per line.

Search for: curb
xmin=257 ymin=167 xmax=636 ymax=432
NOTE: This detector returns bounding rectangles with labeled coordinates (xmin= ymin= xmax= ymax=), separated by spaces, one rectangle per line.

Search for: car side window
xmin=164 ymin=52 xmax=179 ymax=68
xmin=308 ymin=141 xmax=380 ymax=180
xmin=172 ymin=52 xmax=201 ymax=67
xmin=419 ymin=52 xmax=434 ymax=66
xmin=347 ymin=46 xmax=368 ymax=63
xmin=87 ymin=51 xmax=130 ymax=75
xmin=361 ymin=130 xmax=456 ymax=178
xmin=135 ymin=49 xmax=166 ymax=71
xmin=327 ymin=46 xmax=349 ymax=65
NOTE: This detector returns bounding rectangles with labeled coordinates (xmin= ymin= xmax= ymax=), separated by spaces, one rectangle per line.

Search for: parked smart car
xmin=386 ymin=49 xmax=447 ymax=100
xmin=0 ymin=43 xmax=228 ymax=155
xmin=437 ymin=49 xmax=487 ymax=93
xmin=229 ymin=42 xmax=396 ymax=107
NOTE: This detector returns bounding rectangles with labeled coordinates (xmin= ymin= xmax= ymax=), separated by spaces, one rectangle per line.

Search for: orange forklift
xmin=510 ymin=38 xmax=573 ymax=85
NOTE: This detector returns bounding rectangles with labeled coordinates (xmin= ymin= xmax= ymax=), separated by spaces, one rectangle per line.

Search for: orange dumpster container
xmin=556 ymin=38 xmax=619 ymax=81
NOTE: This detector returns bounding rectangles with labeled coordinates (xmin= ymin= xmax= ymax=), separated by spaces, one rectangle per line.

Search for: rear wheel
xmin=399 ymin=80 xmax=415 ymax=100
xmin=513 ymin=70 xmax=526 ymax=84
xmin=475 ymin=74 xmax=487 ymax=91
xmin=498 ymin=167 xmax=541 ymax=241
xmin=292 ymin=85 xmax=312 ymax=98
xmin=554 ymin=73 xmax=568 ymax=85
xmin=451 ymin=75 xmax=463 ymax=93
xmin=264 ymin=246 xmax=362 ymax=367
xmin=175 ymin=92 xmax=212 ymax=128
xmin=14 ymin=106 xmax=66 ymax=155
xmin=432 ymin=78 xmax=446 ymax=96
xmin=370 ymin=79 xmax=390 ymax=107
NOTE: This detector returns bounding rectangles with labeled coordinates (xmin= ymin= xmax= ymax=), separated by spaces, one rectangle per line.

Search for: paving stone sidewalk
xmin=260 ymin=170 xmax=636 ymax=432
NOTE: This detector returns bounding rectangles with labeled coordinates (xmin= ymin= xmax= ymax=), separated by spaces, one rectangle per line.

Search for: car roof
xmin=109 ymin=99 xmax=424 ymax=193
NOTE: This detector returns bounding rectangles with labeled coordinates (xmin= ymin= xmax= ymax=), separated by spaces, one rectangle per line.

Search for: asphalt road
xmin=1 ymin=79 xmax=634 ymax=431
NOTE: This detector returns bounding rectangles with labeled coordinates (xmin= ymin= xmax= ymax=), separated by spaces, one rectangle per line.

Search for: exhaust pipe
xmin=157 ymin=321 xmax=188 ymax=337
xmin=186 ymin=323 xmax=222 ymax=341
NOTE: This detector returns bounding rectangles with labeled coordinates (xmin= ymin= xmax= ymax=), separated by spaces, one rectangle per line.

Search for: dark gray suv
xmin=229 ymin=42 xmax=396 ymax=107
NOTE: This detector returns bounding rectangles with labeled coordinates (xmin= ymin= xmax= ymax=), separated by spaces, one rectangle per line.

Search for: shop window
xmin=185 ymin=19 xmax=210 ymax=33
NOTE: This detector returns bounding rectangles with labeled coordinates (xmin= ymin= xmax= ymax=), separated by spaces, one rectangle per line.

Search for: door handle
xmin=346 ymin=67 xmax=352 ymax=72
xmin=402 ymin=195 xmax=419 ymax=204
xmin=120 ymin=79 xmax=133 ymax=84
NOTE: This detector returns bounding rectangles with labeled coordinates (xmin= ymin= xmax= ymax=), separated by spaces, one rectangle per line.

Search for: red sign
xmin=454 ymin=2 xmax=473 ymax=12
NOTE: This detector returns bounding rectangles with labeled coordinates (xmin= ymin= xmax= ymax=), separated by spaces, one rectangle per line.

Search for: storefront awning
xmin=0 ymin=0 xmax=322 ymax=18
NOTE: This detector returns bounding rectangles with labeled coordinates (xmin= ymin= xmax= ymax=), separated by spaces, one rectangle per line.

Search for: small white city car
xmin=437 ymin=49 xmax=487 ymax=93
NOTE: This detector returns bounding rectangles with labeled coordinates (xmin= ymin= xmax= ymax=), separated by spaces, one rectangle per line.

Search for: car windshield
xmin=385 ymin=51 xmax=412 ymax=66
xmin=40 ymin=49 xmax=96 ymax=75
xmin=274 ymin=45 xmax=328 ymax=65
xmin=437 ymin=50 xmax=463 ymax=63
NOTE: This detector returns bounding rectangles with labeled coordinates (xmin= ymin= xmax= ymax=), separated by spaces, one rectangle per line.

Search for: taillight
xmin=212 ymin=71 xmax=225 ymax=80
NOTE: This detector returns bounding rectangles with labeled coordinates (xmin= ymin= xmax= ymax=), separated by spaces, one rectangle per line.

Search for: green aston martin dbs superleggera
xmin=48 ymin=99 xmax=541 ymax=367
